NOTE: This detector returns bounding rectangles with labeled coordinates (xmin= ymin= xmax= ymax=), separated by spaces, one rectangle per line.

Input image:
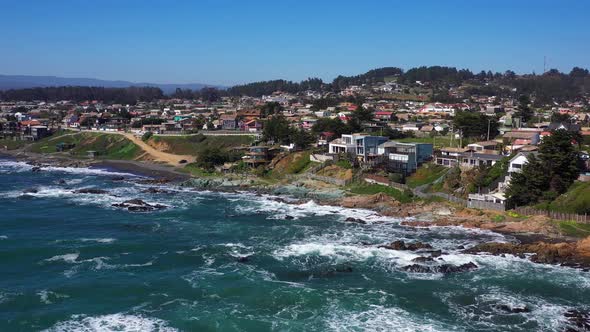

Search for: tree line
xmin=2 ymin=66 xmax=589 ymax=103
xmin=0 ymin=86 xmax=164 ymax=104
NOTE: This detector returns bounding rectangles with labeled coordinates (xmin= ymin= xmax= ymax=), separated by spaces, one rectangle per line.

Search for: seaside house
xmin=435 ymin=147 xmax=503 ymax=168
xmin=377 ymin=141 xmax=433 ymax=175
xmin=243 ymin=146 xmax=270 ymax=167
xmin=328 ymin=134 xmax=388 ymax=162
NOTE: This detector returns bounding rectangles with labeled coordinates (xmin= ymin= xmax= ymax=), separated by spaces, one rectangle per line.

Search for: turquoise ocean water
xmin=0 ymin=159 xmax=589 ymax=331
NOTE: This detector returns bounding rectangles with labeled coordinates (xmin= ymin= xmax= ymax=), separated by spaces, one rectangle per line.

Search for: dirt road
xmin=82 ymin=130 xmax=195 ymax=166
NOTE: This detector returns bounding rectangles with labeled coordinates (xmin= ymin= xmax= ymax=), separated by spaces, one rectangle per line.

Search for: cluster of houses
xmin=1 ymin=81 xmax=589 ymax=212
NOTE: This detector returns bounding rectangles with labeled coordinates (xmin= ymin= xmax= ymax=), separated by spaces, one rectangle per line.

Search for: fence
xmin=307 ymin=174 xmax=351 ymax=186
xmin=513 ymin=207 xmax=590 ymax=223
xmin=468 ymin=200 xmax=506 ymax=211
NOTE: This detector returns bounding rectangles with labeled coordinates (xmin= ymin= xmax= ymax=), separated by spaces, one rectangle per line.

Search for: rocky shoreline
xmin=5 ymin=152 xmax=590 ymax=272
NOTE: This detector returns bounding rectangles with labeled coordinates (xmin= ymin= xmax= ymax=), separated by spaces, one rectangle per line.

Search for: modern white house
xmin=328 ymin=134 xmax=388 ymax=162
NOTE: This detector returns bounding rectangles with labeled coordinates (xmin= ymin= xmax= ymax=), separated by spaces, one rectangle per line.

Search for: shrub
xmin=335 ymin=159 xmax=352 ymax=169
xmin=141 ymin=131 xmax=153 ymax=141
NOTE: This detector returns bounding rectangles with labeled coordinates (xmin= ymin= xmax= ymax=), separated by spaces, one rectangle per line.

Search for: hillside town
xmin=1 ymin=67 xmax=590 ymax=213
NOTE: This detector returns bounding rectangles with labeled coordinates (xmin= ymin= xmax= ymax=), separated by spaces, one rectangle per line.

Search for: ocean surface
xmin=1 ymin=158 xmax=589 ymax=332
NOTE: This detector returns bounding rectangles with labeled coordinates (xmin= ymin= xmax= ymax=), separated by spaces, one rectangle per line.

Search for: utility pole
xmin=487 ymin=119 xmax=491 ymax=141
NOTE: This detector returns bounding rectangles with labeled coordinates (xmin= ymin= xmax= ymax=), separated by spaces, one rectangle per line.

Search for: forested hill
xmin=0 ymin=75 xmax=216 ymax=94
xmin=226 ymin=67 xmax=405 ymax=96
xmin=0 ymin=86 xmax=164 ymax=104
xmin=2 ymin=66 xmax=589 ymax=102
xmin=227 ymin=66 xmax=590 ymax=103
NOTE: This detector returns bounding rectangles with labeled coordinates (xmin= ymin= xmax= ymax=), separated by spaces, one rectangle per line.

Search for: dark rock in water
xmin=496 ymin=304 xmax=530 ymax=314
xmin=438 ymin=262 xmax=478 ymax=274
xmin=284 ymin=215 xmax=295 ymax=220
xmin=111 ymin=176 xmax=125 ymax=181
xmin=379 ymin=240 xmax=433 ymax=251
xmin=403 ymin=262 xmax=478 ymax=274
xmin=75 ymin=188 xmax=109 ymax=195
xmin=23 ymin=188 xmax=39 ymax=194
xmin=403 ymin=264 xmax=433 ymax=273
xmin=428 ymin=250 xmax=443 ymax=257
xmin=412 ymin=256 xmax=435 ymax=263
xmin=237 ymin=256 xmax=250 ymax=263
xmin=456 ymin=245 xmax=465 ymax=250
xmin=57 ymin=179 xmax=66 ymax=185
xmin=136 ymin=178 xmax=171 ymax=185
xmin=142 ymin=187 xmax=171 ymax=194
xmin=112 ymin=199 xmax=167 ymax=212
xmin=31 ymin=166 xmax=41 ymax=172
xmin=564 ymin=309 xmax=590 ymax=331
xmin=345 ymin=217 xmax=366 ymax=224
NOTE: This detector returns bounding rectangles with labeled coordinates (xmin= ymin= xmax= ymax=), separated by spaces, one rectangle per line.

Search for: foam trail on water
xmin=42 ymin=313 xmax=178 ymax=332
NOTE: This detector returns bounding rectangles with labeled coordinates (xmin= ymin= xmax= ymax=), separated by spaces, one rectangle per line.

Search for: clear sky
xmin=1 ymin=0 xmax=588 ymax=86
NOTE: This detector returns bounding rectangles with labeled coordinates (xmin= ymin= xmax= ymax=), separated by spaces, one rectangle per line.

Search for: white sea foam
xmin=42 ymin=313 xmax=178 ymax=332
xmin=0 ymin=160 xmax=139 ymax=177
xmin=42 ymin=165 xmax=138 ymax=177
xmin=325 ymin=305 xmax=454 ymax=332
xmin=274 ymin=242 xmax=420 ymax=267
xmin=37 ymin=290 xmax=69 ymax=304
xmin=438 ymin=286 xmax=572 ymax=331
xmin=45 ymin=253 xmax=80 ymax=263
xmin=80 ymin=238 xmax=116 ymax=244
xmin=233 ymin=194 xmax=401 ymax=224
xmin=220 ymin=242 xmax=255 ymax=257
xmin=0 ymin=235 xmax=7 ymax=240
xmin=0 ymin=160 xmax=32 ymax=173
xmin=11 ymin=184 xmax=171 ymax=211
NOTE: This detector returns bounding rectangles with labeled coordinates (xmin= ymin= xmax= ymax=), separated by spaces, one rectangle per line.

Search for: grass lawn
xmin=0 ymin=139 xmax=28 ymax=150
xmin=347 ymin=183 xmax=414 ymax=203
xmin=557 ymin=221 xmax=590 ymax=238
xmin=536 ymin=181 xmax=590 ymax=215
xmin=29 ymin=132 xmax=142 ymax=160
xmin=406 ymin=163 xmax=448 ymax=188
xmin=181 ymin=163 xmax=220 ymax=177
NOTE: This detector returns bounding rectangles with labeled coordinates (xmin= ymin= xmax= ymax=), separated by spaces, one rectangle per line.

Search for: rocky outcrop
xmin=378 ymin=240 xmax=433 ymax=251
xmin=136 ymin=178 xmax=171 ymax=185
xmin=564 ymin=309 xmax=590 ymax=331
xmin=142 ymin=187 xmax=172 ymax=194
xmin=495 ymin=304 xmax=530 ymax=314
xmin=112 ymin=199 xmax=167 ymax=212
xmin=465 ymin=238 xmax=590 ymax=269
xmin=403 ymin=262 xmax=478 ymax=274
xmin=411 ymin=256 xmax=435 ymax=263
xmin=74 ymin=188 xmax=109 ymax=195
xmin=345 ymin=217 xmax=366 ymax=224
xmin=341 ymin=193 xmax=401 ymax=210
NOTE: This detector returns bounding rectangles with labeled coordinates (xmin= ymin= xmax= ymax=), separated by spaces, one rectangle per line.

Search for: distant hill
xmin=0 ymin=75 xmax=222 ymax=94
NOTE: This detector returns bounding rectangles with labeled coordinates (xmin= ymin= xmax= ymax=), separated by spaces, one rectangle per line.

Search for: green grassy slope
xmin=29 ymin=132 xmax=142 ymax=160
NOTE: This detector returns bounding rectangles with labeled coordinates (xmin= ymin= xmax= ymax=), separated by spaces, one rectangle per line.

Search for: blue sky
xmin=1 ymin=0 xmax=588 ymax=85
